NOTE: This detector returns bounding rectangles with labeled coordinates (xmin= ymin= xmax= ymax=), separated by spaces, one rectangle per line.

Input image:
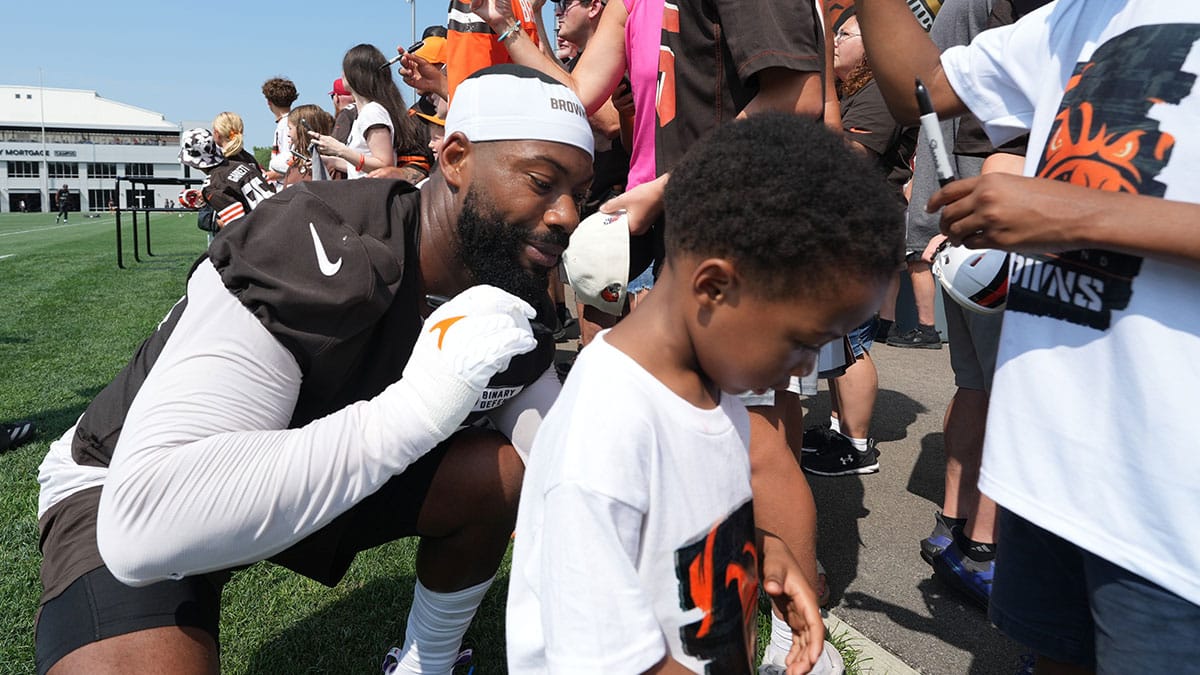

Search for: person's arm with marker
xmin=922 ymin=32 xmax=1200 ymax=263
xmin=862 ymin=3 xmax=1200 ymax=267
xmin=918 ymin=93 xmax=1200 ymax=263
xmin=470 ymin=0 xmax=629 ymax=115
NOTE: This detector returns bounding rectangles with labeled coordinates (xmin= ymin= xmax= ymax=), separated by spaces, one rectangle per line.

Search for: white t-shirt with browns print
xmin=942 ymin=0 xmax=1200 ymax=606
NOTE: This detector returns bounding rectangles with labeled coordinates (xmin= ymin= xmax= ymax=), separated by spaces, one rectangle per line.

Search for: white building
xmin=0 ymin=86 xmax=183 ymax=213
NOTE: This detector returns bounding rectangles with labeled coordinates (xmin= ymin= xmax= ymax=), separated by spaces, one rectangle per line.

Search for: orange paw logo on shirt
xmin=429 ymin=316 xmax=465 ymax=349
xmin=1008 ymin=23 xmax=1199 ymax=332
xmin=674 ymin=500 xmax=758 ymax=672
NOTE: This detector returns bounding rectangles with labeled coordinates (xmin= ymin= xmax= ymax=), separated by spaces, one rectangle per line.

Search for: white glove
xmin=395 ymin=284 xmax=538 ymax=444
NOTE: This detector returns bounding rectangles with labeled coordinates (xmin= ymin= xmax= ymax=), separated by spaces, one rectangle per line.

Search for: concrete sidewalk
xmin=825 ymin=610 xmax=918 ymax=675
xmin=806 ymin=344 xmax=1025 ymax=674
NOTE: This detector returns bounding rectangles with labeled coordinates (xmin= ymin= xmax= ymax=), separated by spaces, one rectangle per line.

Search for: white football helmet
xmin=932 ymin=243 xmax=1010 ymax=314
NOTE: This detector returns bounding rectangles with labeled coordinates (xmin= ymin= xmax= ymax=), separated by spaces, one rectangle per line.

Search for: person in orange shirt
xmin=444 ymin=0 xmax=551 ymax=101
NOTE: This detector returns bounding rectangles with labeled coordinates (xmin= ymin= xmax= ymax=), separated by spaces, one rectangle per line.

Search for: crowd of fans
xmin=17 ymin=0 xmax=1200 ymax=674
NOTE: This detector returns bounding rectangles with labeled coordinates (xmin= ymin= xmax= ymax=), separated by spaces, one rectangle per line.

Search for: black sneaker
xmin=801 ymin=434 xmax=880 ymax=476
xmin=887 ymin=327 xmax=942 ymax=349
xmin=0 ymin=420 xmax=35 ymax=453
xmin=800 ymin=423 xmax=837 ymax=454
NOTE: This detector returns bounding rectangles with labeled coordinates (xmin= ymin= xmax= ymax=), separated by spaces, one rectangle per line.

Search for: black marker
xmin=382 ymin=40 xmax=426 ymax=69
xmin=915 ymin=77 xmax=955 ymax=187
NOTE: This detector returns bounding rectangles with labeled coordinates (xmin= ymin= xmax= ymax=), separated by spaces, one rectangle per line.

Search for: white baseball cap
xmin=563 ymin=210 xmax=630 ymax=316
xmin=445 ymin=64 xmax=594 ymax=158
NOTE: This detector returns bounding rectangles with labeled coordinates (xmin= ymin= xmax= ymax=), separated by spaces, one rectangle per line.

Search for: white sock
xmin=394 ymin=576 xmax=494 ymax=675
xmin=829 ymin=416 xmax=841 ymax=434
xmin=847 ymin=436 xmax=869 ymax=452
xmin=762 ymin=611 xmax=794 ymax=665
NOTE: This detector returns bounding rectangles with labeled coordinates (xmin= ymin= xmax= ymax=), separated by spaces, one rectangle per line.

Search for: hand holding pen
xmin=915 ymin=77 xmax=956 ymax=187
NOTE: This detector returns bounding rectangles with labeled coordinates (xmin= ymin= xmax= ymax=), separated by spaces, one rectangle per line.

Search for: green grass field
xmin=0 ymin=210 xmax=859 ymax=674
xmin=0 ymin=211 xmax=461 ymax=674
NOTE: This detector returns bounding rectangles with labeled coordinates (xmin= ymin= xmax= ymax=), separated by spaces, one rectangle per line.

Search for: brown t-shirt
xmin=655 ymin=0 xmax=825 ymax=175
xmin=840 ymin=78 xmax=918 ymax=195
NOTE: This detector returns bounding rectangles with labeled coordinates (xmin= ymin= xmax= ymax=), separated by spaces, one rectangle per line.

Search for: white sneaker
xmin=758 ymin=640 xmax=845 ymax=675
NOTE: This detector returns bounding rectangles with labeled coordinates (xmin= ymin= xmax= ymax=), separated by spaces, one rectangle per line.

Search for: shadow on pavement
xmin=840 ymin=580 xmax=1025 ymax=675
xmin=906 ymin=431 xmax=946 ymax=506
xmin=810 ymin=474 xmax=867 ymax=606
xmin=805 ymin=386 xmax=929 ymax=604
xmin=871 ymin=387 xmax=929 ymax=444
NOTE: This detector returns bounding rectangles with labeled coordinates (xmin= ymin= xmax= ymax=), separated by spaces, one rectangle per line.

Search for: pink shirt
xmin=623 ymin=0 xmax=662 ymax=189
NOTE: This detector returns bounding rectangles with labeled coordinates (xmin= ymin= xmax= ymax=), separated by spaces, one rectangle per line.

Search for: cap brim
xmin=414 ymin=112 xmax=445 ymax=126
xmin=411 ymin=36 xmax=446 ymax=64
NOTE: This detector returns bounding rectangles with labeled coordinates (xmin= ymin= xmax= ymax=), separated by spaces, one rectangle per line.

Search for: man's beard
xmin=455 ymin=187 xmax=568 ymax=305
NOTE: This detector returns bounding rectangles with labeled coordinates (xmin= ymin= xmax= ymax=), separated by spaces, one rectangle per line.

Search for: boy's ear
xmin=692 ymin=258 xmax=739 ymax=309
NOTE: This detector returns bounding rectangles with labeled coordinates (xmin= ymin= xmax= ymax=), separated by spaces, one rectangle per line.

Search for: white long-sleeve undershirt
xmin=95 ymin=260 xmax=556 ymax=585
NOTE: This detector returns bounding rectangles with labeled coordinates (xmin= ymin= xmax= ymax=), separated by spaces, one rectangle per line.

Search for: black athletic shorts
xmin=34 ymin=565 xmax=223 ymax=675
xmin=626 ymin=215 xmax=665 ymax=284
xmin=35 ymin=440 xmax=451 ymax=673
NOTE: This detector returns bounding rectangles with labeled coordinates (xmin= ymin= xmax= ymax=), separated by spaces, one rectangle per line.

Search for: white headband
xmin=445 ymin=65 xmax=594 ymax=158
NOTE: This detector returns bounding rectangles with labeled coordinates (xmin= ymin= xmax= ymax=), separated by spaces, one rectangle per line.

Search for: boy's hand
xmin=760 ymin=532 xmax=825 ymax=675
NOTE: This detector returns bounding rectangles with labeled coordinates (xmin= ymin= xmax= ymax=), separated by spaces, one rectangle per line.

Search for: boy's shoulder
xmin=557 ymin=335 xmax=660 ymax=420
xmin=547 ymin=334 xmax=748 ymax=456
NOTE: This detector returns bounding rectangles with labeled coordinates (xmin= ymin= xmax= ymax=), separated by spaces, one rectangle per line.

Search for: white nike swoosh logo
xmin=309 ymin=222 xmax=342 ymax=276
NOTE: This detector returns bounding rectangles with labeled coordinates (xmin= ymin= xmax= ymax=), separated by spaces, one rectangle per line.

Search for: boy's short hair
xmin=664 ymin=113 xmax=904 ymax=299
xmin=262 ymin=77 xmax=299 ymax=108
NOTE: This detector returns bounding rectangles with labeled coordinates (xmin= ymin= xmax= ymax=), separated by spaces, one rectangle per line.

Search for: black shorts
xmin=34 ymin=565 xmax=223 ymax=675
xmin=626 ymin=215 xmax=664 ymax=283
xmin=35 ymin=441 xmax=451 ymax=673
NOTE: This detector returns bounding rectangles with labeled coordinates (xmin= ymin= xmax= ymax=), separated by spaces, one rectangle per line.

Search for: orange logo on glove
xmin=429 ymin=316 xmax=465 ymax=349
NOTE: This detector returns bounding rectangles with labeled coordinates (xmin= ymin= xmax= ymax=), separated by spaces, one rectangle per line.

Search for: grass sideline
xmin=0 ymin=210 xmax=855 ymax=674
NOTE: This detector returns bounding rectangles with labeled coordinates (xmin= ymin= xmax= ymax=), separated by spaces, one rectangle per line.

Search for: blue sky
xmin=2 ymin=1 xmax=555 ymax=150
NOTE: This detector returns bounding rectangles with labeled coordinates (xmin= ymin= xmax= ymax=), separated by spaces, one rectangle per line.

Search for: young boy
xmin=506 ymin=114 xmax=905 ymax=674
